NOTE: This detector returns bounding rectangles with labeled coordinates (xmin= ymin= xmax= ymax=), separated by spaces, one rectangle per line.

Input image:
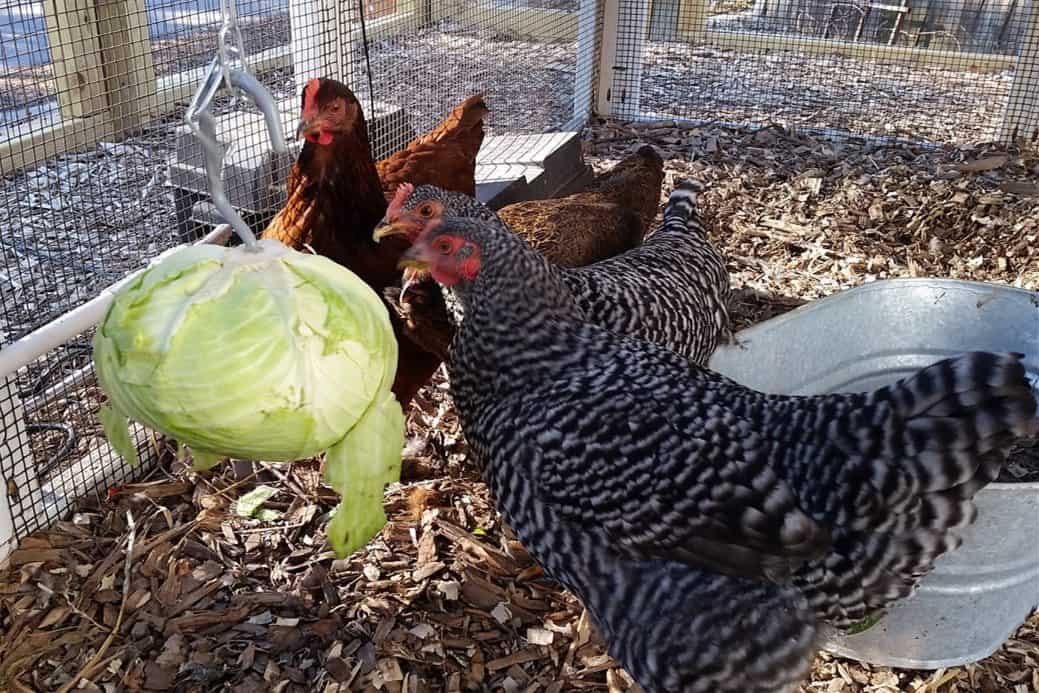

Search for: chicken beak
xmin=373 ymin=221 xmax=411 ymax=243
xmin=296 ymin=118 xmax=324 ymax=141
xmin=397 ymin=256 xmax=430 ymax=273
xmin=398 ymin=245 xmax=432 ymax=273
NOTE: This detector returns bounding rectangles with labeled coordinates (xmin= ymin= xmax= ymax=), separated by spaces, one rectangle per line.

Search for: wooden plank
xmin=0 ymin=114 xmax=116 ymax=177
xmin=693 ymin=28 xmax=1016 ymax=70
xmin=41 ymin=0 xmax=109 ymax=119
xmin=352 ymin=9 xmax=417 ymax=41
xmin=678 ymin=0 xmax=709 ymax=42
xmin=95 ymin=0 xmax=158 ymax=133
xmin=998 ymin=2 xmax=1039 ymax=142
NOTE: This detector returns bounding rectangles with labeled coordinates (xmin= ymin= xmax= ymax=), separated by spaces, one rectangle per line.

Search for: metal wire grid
xmin=0 ymin=0 xmax=599 ymax=543
xmin=1 ymin=340 xmax=153 ymax=540
xmin=307 ymin=0 xmax=597 ymax=164
xmin=608 ymin=0 xmax=1037 ymax=144
xmin=1003 ymin=8 xmax=1039 ymax=143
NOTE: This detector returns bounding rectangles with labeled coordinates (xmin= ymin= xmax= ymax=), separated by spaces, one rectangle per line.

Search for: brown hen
xmin=494 ymin=145 xmax=664 ymax=267
xmin=259 ymin=77 xmax=488 ymax=406
xmin=377 ymin=94 xmax=488 ymax=198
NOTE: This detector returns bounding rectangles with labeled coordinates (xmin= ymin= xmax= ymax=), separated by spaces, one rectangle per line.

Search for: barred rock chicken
xmin=259 ymin=77 xmax=488 ymax=406
xmin=377 ymin=179 xmax=732 ymax=366
xmin=398 ymin=215 xmax=1038 ymax=692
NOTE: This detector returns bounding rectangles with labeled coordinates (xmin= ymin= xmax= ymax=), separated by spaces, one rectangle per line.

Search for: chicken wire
xmin=608 ymin=0 xmax=1038 ymax=144
xmin=0 ymin=0 xmax=602 ymax=545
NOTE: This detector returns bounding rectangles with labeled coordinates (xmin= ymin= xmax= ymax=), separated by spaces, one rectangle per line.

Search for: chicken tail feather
xmin=865 ymin=351 xmax=1036 ymax=495
xmin=795 ymin=351 xmax=1037 ymax=626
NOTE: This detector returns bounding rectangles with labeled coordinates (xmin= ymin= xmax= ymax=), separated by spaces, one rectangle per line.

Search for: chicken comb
xmin=386 ymin=183 xmax=416 ymax=223
xmin=301 ymin=78 xmax=322 ymax=118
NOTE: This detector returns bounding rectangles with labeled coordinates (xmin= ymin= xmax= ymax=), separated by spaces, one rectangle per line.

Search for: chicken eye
xmin=435 ymin=238 xmax=452 ymax=254
xmin=419 ymin=205 xmax=434 ymax=218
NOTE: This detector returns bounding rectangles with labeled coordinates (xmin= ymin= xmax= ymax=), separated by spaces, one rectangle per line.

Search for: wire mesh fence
xmin=607 ymin=0 xmax=1037 ymax=144
xmin=0 ymin=0 xmax=601 ymax=545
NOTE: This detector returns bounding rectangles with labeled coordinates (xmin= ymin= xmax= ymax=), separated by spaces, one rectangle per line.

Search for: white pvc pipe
xmin=0 ymin=225 xmax=233 ymax=381
xmin=289 ymin=0 xmax=323 ymax=95
xmin=0 ymin=372 xmax=24 ymax=567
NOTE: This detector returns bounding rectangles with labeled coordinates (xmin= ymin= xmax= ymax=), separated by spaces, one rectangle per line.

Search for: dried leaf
xmin=956 ymin=154 xmax=1009 ymax=172
xmin=234 ymin=485 xmax=279 ymax=518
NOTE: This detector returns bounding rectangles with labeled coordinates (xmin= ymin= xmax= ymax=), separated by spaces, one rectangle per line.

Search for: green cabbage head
xmin=93 ymin=239 xmax=404 ymax=558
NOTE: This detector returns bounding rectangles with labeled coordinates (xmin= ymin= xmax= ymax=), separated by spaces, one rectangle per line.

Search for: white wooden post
xmin=572 ymin=0 xmax=600 ymax=124
xmin=0 ymin=485 xmax=14 ymax=566
xmin=596 ymin=0 xmax=650 ymax=120
xmin=999 ymin=4 xmax=1039 ymax=143
xmin=596 ymin=0 xmax=621 ymax=116
xmin=290 ymin=0 xmax=347 ymax=95
xmin=96 ymin=0 xmax=158 ymax=133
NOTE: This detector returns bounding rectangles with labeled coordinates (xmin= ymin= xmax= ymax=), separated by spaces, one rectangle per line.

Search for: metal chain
xmin=217 ymin=0 xmax=249 ymax=94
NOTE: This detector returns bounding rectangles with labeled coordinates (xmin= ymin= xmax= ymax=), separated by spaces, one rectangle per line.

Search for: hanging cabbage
xmin=92 ymin=239 xmax=404 ymax=558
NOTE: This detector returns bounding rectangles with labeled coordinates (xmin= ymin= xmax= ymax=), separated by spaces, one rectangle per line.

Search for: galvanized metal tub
xmin=707 ymin=278 xmax=1039 ymax=669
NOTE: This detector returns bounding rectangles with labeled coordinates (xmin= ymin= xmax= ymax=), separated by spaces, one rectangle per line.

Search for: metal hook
xmin=183 ymin=0 xmax=290 ymax=250
xmin=188 ymin=106 xmax=258 ymax=248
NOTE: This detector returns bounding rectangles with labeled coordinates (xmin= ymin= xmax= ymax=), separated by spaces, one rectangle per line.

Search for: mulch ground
xmin=2 ymin=120 xmax=1037 ymax=693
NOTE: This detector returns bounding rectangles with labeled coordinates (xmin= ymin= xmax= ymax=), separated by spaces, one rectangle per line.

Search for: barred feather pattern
xmin=564 ymin=179 xmax=733 ymax=365
xmin=786 ymin=353 xmax=1038 ymax=625
xmin=455 ymin=296 xmax=821 ymax=691
xmin=397 ymin=179 xmax=732 ymax=365
xmin=474 ymin=436 xmax=818 ymax=693
xmin=425 ymin=216 xmax=1037 ymax=689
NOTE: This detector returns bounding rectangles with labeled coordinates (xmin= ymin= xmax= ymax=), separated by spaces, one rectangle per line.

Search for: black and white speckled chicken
xmin=397 ymin=215 xmax=1038 ymax=693
xmin=376 ymin=179 xmax=732 ymax=366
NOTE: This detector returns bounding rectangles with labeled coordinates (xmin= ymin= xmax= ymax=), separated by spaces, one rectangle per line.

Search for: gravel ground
xmin=638 ymin=42 xmax=1014 ymax=144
